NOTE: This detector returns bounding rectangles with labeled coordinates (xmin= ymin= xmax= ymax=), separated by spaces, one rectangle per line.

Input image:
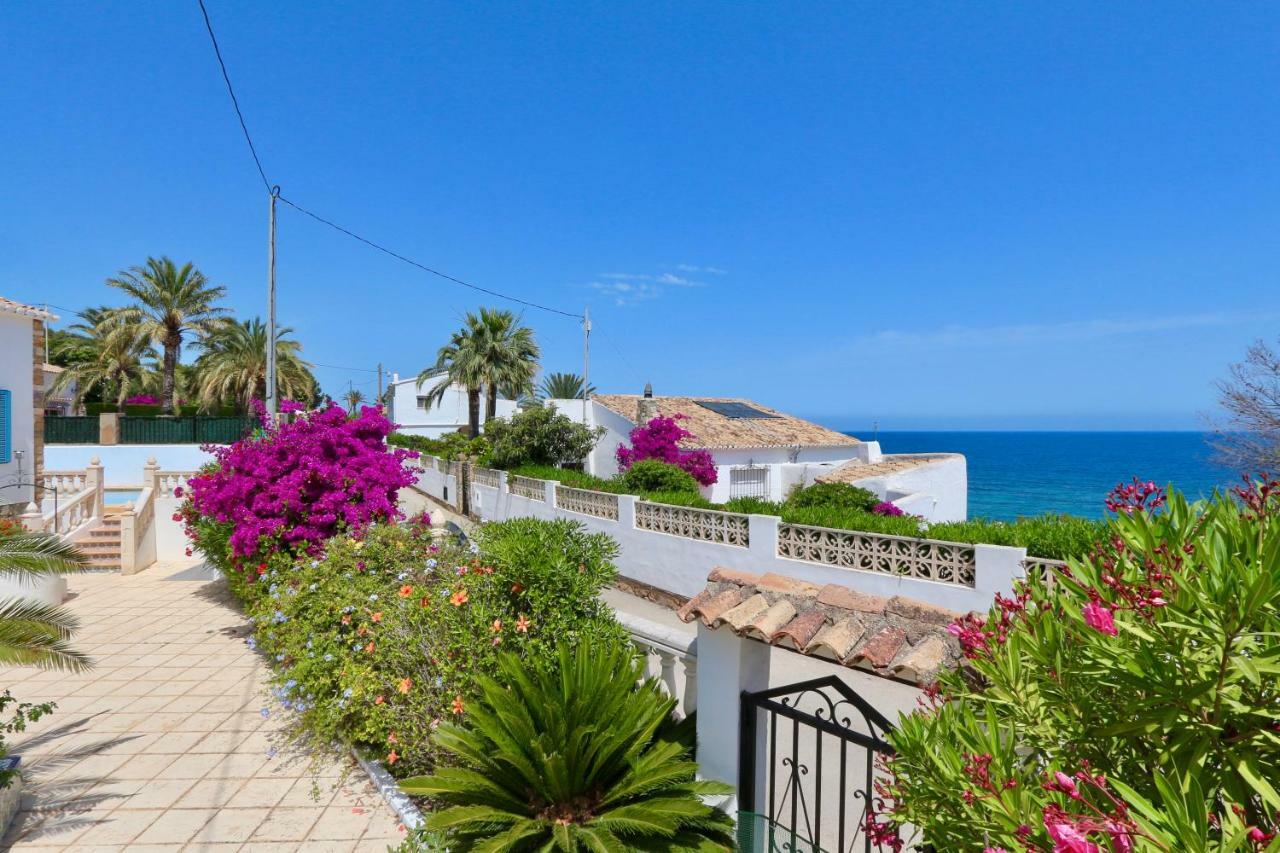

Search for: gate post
xmin=694 ymin=624 xmax=771 ymax=818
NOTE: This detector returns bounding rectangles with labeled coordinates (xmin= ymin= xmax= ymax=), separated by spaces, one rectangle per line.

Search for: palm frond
xmin=0 ymin=532 xmax=89 ymax=576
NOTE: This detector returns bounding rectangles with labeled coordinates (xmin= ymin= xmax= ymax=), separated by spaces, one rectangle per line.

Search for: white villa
xmin=551 ymin=385 xmax=967 ymax=521
xmin=386 ymin=370 xmax=517 ymax=437
xmin=0 ymin=296 xmax=55 ymax=516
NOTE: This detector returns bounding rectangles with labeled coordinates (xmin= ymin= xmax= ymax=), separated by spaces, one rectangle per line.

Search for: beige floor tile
xmin=252 ymin=806 xmax=324 ymax=842
xmin=223 ymin=776 xmax=292 ymax=809
xmin=113 ymin=752 xmax=179 ymax=780
xmin=129 ymin=807 xmax=214 ymax=844
xmin=154 ymin=752 xmax=226 ymax=779
xmin=187 ymin=806 xmax=271 ymax=844
xmin=112 ymin=777 xmax=196 ymax=809
xmin=70 ymin=807 xmax=165 ymax=843
xmin=307 ymin=805 xmax=376 ymax=840
xmin=172 ymin=778 xmax=246 ymax=810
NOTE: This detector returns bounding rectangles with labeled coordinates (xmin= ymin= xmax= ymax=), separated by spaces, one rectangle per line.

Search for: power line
xmin=310 ymin=361 xmax=380 ymax=373
xmin=195 ymin=0 xmax=583 ymax=322
xmin=277 ymin=194 xmax=583 ymax=320
xmin=197 ymin=0 xmax=271 ymax=191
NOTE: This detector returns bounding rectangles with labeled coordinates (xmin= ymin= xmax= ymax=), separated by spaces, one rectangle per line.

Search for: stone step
xmin=79 ymin=540 xmax=121 ymax=552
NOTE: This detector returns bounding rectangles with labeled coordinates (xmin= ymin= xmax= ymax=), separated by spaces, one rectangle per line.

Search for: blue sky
xmin=4 ymin=2 xmax=1278 ymax=430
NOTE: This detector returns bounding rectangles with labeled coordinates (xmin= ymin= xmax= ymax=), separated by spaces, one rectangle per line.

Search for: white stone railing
xmin=510 ymin=475 xmax=548 ymax=502
xmin=634 ymin=501 xmax=750 ymax=547
xmin=152 ymin=470 xmax=197 ymax=498
xmin=555 ymin=485 xmax=619 ymax=521
xmin=777 ymin=522 xmax=977 ymax=586
xmin=472 ymin=466 xmax=501 ymax=489
xmin=617 ymin=610 xmax=697 ymax=719
xmin=119 ymin=487 xmax=156 ymax=575
xmin=23 ymin=482 xmax=98 ymax=539
xmin=40 ymin=470 xmax=87 ymax=496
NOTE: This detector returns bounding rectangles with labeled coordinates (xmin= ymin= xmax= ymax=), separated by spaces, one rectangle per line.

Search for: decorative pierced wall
xmin=510 ymin=475 xmax=547 ymax=501
xmin=555 ymin=485 xmax=619 ymax=520
xmin=777 ymin=523 xmax=976 ymax=586
xmin=471 ymin=466 xmax=501 ymax=488
xmin=634 ymin=502 xmax=750 ymax=547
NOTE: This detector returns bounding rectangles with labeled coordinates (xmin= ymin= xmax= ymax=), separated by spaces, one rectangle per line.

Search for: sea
xmin=850 ymin=431 xmax=1239 ymax=521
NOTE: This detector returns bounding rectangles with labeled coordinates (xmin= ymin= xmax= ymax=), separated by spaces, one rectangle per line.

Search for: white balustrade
xmin=618 ymin=611 xmax=698 ymax=719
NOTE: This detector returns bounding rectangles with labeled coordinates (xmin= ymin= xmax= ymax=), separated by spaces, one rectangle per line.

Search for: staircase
xmin=79 ymin=512 xmax=124 ymax=571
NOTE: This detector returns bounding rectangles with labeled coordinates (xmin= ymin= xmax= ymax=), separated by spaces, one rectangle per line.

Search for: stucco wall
xmin=0 ymin=314 xmax=36 ymax=510
xmin=852 ymin=456 xmax=968 ymax=523
xmin=388 ymin=374 xmax=515 ymax=436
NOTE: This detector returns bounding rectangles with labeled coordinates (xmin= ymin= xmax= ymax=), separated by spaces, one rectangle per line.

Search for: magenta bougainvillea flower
xmin=615 ymin=415 xmax=718 ymax=486
xmin=125 ymin=394 xmax=160 ymax=405
xmin=186 ymin=403 xmax=418 ymax=559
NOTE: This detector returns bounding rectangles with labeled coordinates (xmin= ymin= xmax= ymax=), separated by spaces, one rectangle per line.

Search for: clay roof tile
xmin=771 ymin=609 xmax=827 ymax=650
xmin=742 ymin=600 xmax=797 ymax=642
xmin=719 ymin=594 xmax=771 ymax=631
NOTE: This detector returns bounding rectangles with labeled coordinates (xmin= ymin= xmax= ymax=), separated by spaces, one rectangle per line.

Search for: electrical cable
xmin=197 ymin=0 xmax=271 ymax=192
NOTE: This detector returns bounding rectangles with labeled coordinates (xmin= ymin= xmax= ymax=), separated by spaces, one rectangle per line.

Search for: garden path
xmin=0 ymin=562 xmax=405 ymax=852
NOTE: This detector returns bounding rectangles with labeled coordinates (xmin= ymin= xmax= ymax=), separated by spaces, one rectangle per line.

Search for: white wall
xmin=547 ymin=398 xmax=634 ymax=478
xmin=388 ymin=373 xmax=516 ymax=437
xmin=44 ymin=445 xmax=215 ymax=486
xmin=852 ymin=456 xmax=968 ymax=523
xmin=0 ymin=314 xmax=35 ymax=509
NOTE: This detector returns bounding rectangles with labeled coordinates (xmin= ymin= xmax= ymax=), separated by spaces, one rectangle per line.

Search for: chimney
xmin=636 ymin=383 xmax=659 ymax=424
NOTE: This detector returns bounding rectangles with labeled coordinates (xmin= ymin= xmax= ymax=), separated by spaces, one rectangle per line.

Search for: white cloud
xmin=674 ymin=263 xmax=728 ymax=275
xmin=862 ymin=311 xmax=1274 ymax=349
xmin=589 ymin=265 xmax=721 ymax=306
xmin=590 ymin=281 xmax=662 ymax=306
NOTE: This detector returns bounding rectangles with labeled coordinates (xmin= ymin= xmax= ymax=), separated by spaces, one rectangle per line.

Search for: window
xmin=695 ymin=400 xmax=779 ymax=419
xmin=729 ymin=465 xmax=769 ymax=499
xmin=416 ymin=396 xmax=431 ymax=410
xmin=0 ymin=389 xmax=10 ymax=464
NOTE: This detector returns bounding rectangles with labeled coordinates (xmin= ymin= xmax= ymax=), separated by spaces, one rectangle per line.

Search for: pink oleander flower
xmin=1082 ymin=600 xmax=1117 ymax=637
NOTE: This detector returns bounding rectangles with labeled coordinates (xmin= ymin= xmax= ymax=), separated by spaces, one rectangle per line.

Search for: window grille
xmin=729 ymin=465 xmax=769 ymax=499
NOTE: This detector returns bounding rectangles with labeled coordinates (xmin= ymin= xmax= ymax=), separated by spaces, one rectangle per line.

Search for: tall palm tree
xmin=473 ymin=308 xmax=540 ymax=422
xmin=538 ymin=371 xmax=595 ymax=402
xmin=194 ymin=318 xmax=315 ymax=413
xmin=343 ymin=388 xmax=366 ymax=413
xmin=50 ymin=315 xmax=152 ymax=412
xmin=0 ymin=533 xmax=91 ymax=672
xmin=107 ymin=257 xmax=228 ymax=415
xmin=421 ymin=325 xmax=487 ymax=436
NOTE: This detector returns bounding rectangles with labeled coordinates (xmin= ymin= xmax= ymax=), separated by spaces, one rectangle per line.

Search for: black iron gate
xmin=738 ymin=676 xmax=897 ymax=853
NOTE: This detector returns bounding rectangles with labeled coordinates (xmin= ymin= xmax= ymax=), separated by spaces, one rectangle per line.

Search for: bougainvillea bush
xmin=182 ymin=403 xmax=418 ymax=566
xmin=875 ymin=479 xmax=1280 ymax=852
xmin=616 ymin=415 xmax=718 ymax=486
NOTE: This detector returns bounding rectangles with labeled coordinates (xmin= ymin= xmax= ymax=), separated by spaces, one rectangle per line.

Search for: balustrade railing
xmin=618 ymin=612 xmax=697 ymax=719
xmin=634 ymin=501 xmax=750 ymax=547
xmin=555 ymin=485 xmax=619 ymax=520
xmin=509 ymin=475 xmax=547 ymax=501
xmin=153 ymin=471 xmax=197 ymax=498
xmin=40 ymin=470 xmax=87 ymax=496
xmin=777 ymin=522 xmax=977 ymax=586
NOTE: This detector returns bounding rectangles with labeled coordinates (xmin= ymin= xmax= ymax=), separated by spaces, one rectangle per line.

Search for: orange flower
xmin=515 ymin=614 xmax=531 ymax=633
xmin=387 ymin=749 xmax=398 ymax=764
xmin=371 ymin=612 xmax=383 ymax=623
xmin=450 ymin=588 xmax=469 ymax=607
xmin=451 ymin=695 xmax=465 ymax=715
xmin=364 ymin=641 xmax=376 ymax=654
xmin=490 ymin=619 xmax=502 ymax=633
xmin=398 ymin=585 xmax=413 ymax=598
xmin=340 ymin=615 xmax=351 ymax=626
xmin=374 ymin=695 xmax=385 ymax=705
xmin=511 ymin=582 xmax=524 ymax=594
xmin=398 ymin=677 xmax=412 ymax=694
xmin=420 ymin=596 xmax=431 ymax=609
xmin=387 ymin=731 xmax=398 ymax=744
xmin=492 ymin=636 xmax=502 ymax=646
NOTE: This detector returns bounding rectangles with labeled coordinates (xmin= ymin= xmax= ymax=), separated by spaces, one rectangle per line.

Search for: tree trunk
xmin=161 ymin=341 xmax=179 ymax=415
xmin=467 ymin=387 xmax=481 ymax=436
xmin=486 ymin=384 xmax=498 ymax=423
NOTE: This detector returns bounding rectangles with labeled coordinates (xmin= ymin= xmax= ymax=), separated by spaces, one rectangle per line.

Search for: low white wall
xmin=45 ymin=445 xmax=215 ymax=486
xmin=461 ymin=476 xmax=1020 ymax=612
xmin=857 ymin=456 xmax=968 ymax=523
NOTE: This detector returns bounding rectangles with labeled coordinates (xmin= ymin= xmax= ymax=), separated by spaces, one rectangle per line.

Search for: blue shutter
xmin=0 ymin=389 xmax=10 ymax=464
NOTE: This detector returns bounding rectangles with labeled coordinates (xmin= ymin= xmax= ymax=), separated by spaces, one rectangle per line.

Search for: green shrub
xmin=388 ymin=431 xmax=490 ymax=463
xmin=484 ymin=406 xmax=603 ymax=469
xmin=400 ymin=642 xmax=734 ymax=850
xmin=780 ymin=504 xmax=925 ymax=537
xmin=785 ymin=481 xmax=880 ymax=512
xmin=617 ymin=459 xmax=701 ymax=494
xmin=510 ymin=464 xmax=620 ymax=493
xmin=640 ymin=490 xmax=718 ymax=509
xmin=879 ymin=484 xmax=1280 ymax=850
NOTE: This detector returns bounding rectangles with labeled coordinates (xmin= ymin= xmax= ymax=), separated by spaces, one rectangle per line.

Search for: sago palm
xmin=400 ymin=642 xmax=734 ymax=851
xmin=538 ymin=372 xmax=595 ymax=402
xmin=107 ymin=256 xmax=228 ymax=414
xmin=194 ymin=318 xmax=316 ymax=413
xmin=0 ymin=533 xmax=91 ymax=672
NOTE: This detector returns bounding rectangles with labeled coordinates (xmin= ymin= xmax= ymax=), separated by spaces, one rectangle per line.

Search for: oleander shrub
xmin=400 ymin=642 xmax=735 ymax=851
xmin=617 ymin=459 xmax=701 ymax=494
xmin=785 ymin=481 xmax=880 ymax=512
xmin=874 ymin=479 xmax=1280 ymax=852
xmin=616 ymin=415 xmax=718 ymax=486
xmin=485 ymin=406 xmax=603 ymax=469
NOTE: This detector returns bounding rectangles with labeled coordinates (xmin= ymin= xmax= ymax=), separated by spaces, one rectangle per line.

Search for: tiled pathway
xmin=0 ymin=563 xmax=405 ymax=851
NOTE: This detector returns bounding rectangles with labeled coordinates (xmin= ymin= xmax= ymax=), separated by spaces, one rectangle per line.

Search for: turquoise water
xmin=852 ymin=431 xmax=1238 ymax=521
xmin=103 ymin=489 xmax=141 ymax=506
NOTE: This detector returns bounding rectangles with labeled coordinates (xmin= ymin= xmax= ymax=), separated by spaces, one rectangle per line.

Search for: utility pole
xmin=266 ymin=185 xmax=280 ymax=419
xmin=376 ymin=362 xmax=383 ymax=404
xmin=582 ymin=307 xmax=591 ymax=424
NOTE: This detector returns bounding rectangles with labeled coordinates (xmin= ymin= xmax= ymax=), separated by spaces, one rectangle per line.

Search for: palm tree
xmin=421 ymin=324 xmax=487 ymax=436
xmin=194 ymin=318 xmax=316 ymax=413
xmin=538 ymin=371 xmax=595 ymax=402
xmin=343 ymin=388 xmax=366 ymax=413
xmin=474 ymin=308 xmax=540 ymax=422
xmin=0 ymin=533 xmax=91 ymax=672
xmin=50 ymin=314 xmax=152 ymax=412
xmin=399 ymin=642 xmax=734 ymax=850
xmin=107 ymin=257 xmax=228 ymax=415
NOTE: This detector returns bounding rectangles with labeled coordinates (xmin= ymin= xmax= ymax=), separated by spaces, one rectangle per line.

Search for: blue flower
xmin=426 ymin=559 xmax=438 ymax=570
xmin=343 ymin=687 xmax=353 ymax=698
xmin=324 ymin=653 xmax=334 ymax=662
xmin=260 ymin=707 xmax=270 ymax=718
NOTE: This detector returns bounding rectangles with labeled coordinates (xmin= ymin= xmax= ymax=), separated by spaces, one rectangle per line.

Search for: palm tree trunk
xmin=467 ymin=388 xmax=481 ymax=436
xmin=486 ymin=385 xmax=498 ymax=423
xmin=161 ymin=341 xmax=179 ymax=415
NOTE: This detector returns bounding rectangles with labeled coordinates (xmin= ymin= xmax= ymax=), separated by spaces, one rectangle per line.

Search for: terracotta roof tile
xmin=817 ymin=453 xmax=960 ymax=485
xmin=0 ymin=296 xmax=56 ymax=321
xmin=681 ymin=565 xmax=964 ymax=686
xmin=593 ymin=394 xmax=860 ymax=450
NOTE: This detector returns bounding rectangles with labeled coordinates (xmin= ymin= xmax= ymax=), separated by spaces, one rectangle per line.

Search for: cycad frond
xmin=0 ymin=532 xmax=89 ymax=576
xmin=0 ymin=598 xmax=91 ymax=671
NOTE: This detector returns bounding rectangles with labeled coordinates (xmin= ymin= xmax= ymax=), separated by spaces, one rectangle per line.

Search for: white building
xmin=386 ymin=370 xmax=518 ymax=438
xmin=550 ymin=386 xmax=967 ymax=521
xmin=0 ymin=297 xmax=56 ymax=514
